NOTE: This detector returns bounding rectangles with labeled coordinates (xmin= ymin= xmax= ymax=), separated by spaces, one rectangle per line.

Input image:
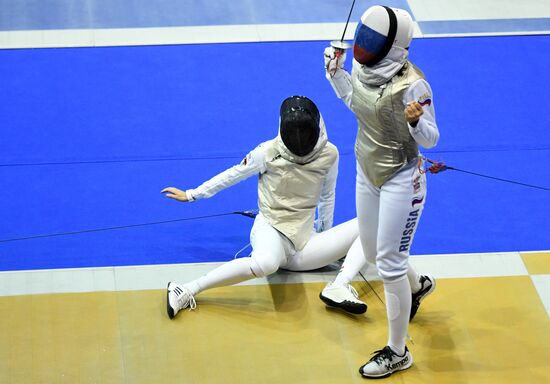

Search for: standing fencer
xmin=322 ymin=6 xmax=439 ymax=379
xmin=162 ymin=95 xmax=367 ymax=318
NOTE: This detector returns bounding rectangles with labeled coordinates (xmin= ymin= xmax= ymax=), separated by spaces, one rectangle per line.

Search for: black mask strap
xmin=373 ymin=6 xmax=398 ymax=64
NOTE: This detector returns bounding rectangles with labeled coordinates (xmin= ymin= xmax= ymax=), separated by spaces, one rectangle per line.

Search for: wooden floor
xmin=1 ymin=272 xmax=549 ymax=383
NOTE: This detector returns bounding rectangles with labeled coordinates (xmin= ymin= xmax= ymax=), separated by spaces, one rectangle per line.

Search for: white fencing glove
xmin=324 ymin=46 xmax=347 ymax=78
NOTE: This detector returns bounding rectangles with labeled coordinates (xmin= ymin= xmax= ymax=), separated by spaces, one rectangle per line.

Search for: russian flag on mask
xmin=353 ymin=23 xmax=387 ymax=65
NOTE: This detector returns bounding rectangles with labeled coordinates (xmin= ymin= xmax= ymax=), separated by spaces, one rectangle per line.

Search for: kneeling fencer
xmin=323 ymin=5 xmax=438 ymax=379
xmin=162 ymin=95 xmax=367 ymax=318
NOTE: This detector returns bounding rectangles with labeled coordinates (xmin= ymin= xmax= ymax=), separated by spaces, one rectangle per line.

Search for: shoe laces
xmin=174 ymin=286 xmax=197 ymax=310
xmin=346 ymin=284 xmax=360 ymax=299
xmin=369 ymin=346 xmax=396 ymax=366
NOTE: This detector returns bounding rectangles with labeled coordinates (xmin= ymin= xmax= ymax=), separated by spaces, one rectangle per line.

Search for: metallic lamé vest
xmin=351 ymin=61 xmax=425 ymax=187
xmin=257 ymin=139 xmax=338 ymax=251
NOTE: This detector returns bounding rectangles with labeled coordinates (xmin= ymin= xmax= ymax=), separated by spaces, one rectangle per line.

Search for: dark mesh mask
xmin=279 ymin=96 xmax=321 ymax=157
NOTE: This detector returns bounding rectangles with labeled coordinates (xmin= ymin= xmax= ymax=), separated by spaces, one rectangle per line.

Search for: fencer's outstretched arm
xmin=404 ymin=79 xmax=440 ymax=148
xmin=162 ymin=146 xmax=266 ymax=202
xmin=315 ymin=152 xmax=339 ymax=232
xmin=324 ymin=47 xmax=353 ymax=109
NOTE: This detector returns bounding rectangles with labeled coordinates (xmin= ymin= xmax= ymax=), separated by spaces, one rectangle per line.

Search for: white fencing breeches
xmin=356 ymin=160 xmax=426 ymax=282
xmin=250 ymin=213 xmax=359 ymax=274
xmin=188 ymin=213 xmax=359 ymax=295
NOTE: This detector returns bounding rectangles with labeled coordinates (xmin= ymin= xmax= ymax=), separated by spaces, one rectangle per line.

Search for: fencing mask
xmin=353 ymin=6 xmax=413 ymax=67
xmin=279 ymin=96 xmax=320 ymax=157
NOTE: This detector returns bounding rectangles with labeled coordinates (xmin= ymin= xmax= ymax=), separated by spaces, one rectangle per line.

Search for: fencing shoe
xmin=410 ymin=274 xmax=436 ymax=321
xmin=319 ymin=282 xmax=367 ymax=314
xmin=359 ymin=346 xmax=413 ymax=379
xmin=167 ymin=282 xmax=196 ymax=319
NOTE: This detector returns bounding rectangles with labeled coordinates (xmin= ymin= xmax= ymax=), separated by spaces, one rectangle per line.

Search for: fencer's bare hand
xmin=161 ymin=187 xmax=189 ymax=202
xmin=404 ymin=101 xmax=424 ymax=125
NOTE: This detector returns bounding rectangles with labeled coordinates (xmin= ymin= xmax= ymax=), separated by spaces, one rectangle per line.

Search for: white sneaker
xmin=410 ymin=274 xmax=436 ymax=321
xmin=359 ymin=346 xmax=413 ymax=379
xmin=319 ymin=282 xmax=367 ymax=314
xmin=167 ymin=282 xmax=196 ymax=319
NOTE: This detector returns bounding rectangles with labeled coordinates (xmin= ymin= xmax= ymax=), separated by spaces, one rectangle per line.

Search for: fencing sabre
xmin=330 ymin=0 xmax=356 ymax=51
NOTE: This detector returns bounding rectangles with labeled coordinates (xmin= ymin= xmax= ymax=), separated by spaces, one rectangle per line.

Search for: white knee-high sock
xmin=333 ymin=238 xmax=367 ymax=286
xmin=184 ymin=258 xmax=256 ymax=296
xmin=407 ymin=263 xmax=421 ymax=293
xmin=384 ymin=275 xmax=411 ymax=355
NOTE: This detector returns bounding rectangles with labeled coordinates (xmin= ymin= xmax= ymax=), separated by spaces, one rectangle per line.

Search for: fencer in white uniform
xmin=322 ymin=6 xmax=439 ymax=379
xmin=162 ymin=95 xmax=365 ymax=319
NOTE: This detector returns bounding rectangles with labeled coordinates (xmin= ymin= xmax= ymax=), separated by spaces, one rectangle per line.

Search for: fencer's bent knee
xmin=376 ymin=255 xmax=408 ymax=282
xmin=249 ymin=255 xmax=280 ymax=277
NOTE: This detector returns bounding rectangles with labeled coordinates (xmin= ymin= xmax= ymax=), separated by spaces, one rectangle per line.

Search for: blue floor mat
xmin=1 ymin=35 xmax=549 ymax=270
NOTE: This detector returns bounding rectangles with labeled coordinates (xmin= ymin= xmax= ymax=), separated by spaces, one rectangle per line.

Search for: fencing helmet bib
xmin=353 ymin=6 xmax=413 ymax=66
xmin=279 ymin=96 xmax=321 ymax=157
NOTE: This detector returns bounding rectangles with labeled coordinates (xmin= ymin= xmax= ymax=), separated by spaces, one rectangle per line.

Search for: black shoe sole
xmin=166 ymin=282 xmax=175 ymax=319
xmin=319 ymin=292 xmax=367 ymax=315
xmin=359 ymin=371 xmax=392 ymax=379
xmin=359 ymin=366 xmax=411 ymax=379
